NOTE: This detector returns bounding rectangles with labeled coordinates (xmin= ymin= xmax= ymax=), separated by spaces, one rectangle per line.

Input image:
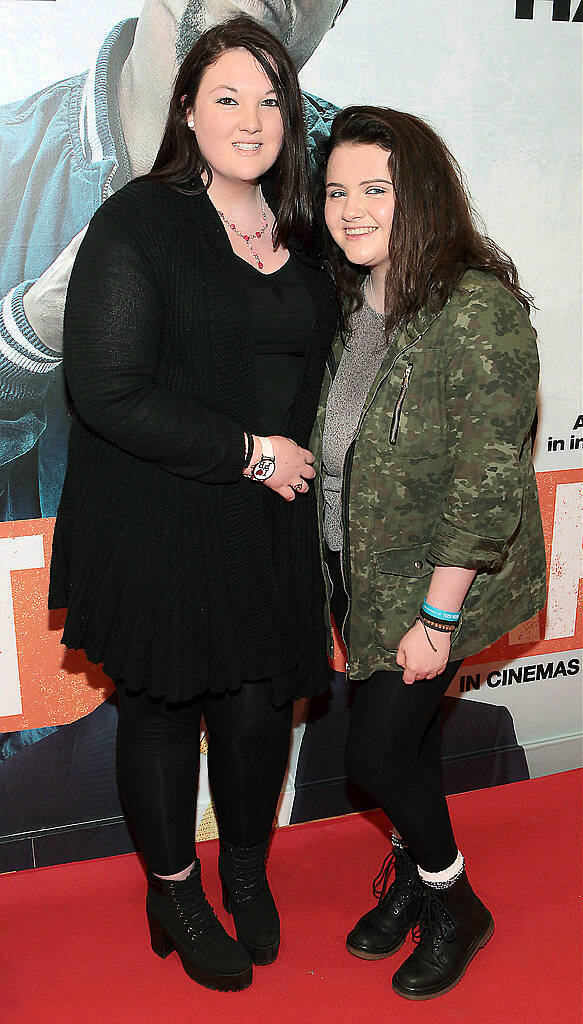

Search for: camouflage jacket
xmin=311 ymin=269 xmax=547 ymax=678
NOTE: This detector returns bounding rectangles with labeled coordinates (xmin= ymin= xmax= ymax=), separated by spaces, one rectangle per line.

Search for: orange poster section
xmin=0 ymin=518 xmax=113 ymax=731
xmin=1 ymin=468 xmax=581 ymax=730
xmin=463 ymin=467 xmax=582 ymax=665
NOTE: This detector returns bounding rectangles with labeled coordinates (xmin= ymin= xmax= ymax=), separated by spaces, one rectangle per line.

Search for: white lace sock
xmin=417 ymin=850 xmax=465 ymax=889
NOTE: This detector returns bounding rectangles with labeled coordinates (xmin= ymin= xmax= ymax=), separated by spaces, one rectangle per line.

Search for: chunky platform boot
xmin=346 ymin=846 xmax=424 ymax=959
xmin=392 ymin=869 xmax=494 ymax=1000
xmin=146 ymin=861 xmax=252 ymax=991
xmin=219 ymin=839 xmax=280 ymax=966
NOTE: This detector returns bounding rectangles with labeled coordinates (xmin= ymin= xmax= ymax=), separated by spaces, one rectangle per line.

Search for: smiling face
xmin=189 ymin=47 xmax=284 ymax=187
xmin=173 ymin=1 xmax=345 ymax=69
xmin=324 ymin=142 xmax=395 ymax=275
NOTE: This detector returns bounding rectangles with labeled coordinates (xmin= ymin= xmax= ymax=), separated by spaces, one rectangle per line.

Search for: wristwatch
xmin=249 ymin=436 xmax=276 ymax=481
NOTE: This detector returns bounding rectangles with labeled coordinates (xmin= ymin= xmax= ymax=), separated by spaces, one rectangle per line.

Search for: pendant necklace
xmin=216 ymin=188 xmax=269 ymax=270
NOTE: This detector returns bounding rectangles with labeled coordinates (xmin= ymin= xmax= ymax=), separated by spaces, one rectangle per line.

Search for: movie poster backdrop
xmin=0 ymin=1 xmax=581 ymax=870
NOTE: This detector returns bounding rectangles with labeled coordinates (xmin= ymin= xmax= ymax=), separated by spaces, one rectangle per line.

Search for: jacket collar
xmin=401 ymin=305 xmax=442 ymax=343
xmin=79 ymin=19 xmax=137 ymax=167
xmin=345 ymin=301 xmax=441 ymax=350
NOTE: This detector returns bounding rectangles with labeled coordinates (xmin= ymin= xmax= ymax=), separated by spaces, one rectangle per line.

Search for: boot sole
xmin=346 ymin=935 xmax=406 ymax=960
xmin=392 ymin=914 xmax=494 ymax=1001
xmin=176 ymin=950 xmax=253 ymax=991
xmin=241 ymin=939 xmax=280 ymax=966
xmin=148 ymin=914 xmax=253 ymax=992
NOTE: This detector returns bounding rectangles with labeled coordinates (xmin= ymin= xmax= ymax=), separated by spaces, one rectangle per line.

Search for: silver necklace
xmin=368 ymin=274 xmax=381 ymax=313
xmin=216 ymin=188 xmax=269 ymax=270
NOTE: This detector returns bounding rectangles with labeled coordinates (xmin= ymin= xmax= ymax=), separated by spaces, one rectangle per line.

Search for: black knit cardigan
xmin=49 ymin=180 xmax=338 ymax=704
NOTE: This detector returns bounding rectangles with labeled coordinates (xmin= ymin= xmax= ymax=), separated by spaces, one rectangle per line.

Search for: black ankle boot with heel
xmin=347 ymin=844 xmax=424 ymax=959
xmin=146 ymin=860 xmax=252 ymax=991
xmin=392 ymin=868 xmax=494 ymax=999
xmin=219 ymin=839 xmax=280 ymax=965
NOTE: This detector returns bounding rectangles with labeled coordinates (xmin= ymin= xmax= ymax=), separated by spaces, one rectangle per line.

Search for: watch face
xmin=252 ymin=457 xmax=275 ymax=481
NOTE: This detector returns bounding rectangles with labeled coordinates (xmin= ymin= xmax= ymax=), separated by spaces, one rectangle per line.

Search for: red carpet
xmin=2 ymin=770 xmax=581 ymax=1024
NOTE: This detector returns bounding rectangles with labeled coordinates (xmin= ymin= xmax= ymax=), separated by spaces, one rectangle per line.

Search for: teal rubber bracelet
xmin=422 ymin=599 xmax=460 ymax=622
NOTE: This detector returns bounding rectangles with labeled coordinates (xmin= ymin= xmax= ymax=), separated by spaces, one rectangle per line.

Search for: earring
xmin=187 ymin=115 xmax=195 ymax=129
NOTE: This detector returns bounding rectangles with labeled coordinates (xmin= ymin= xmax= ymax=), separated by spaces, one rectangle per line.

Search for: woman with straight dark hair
xmin=49 ymin=16 xmax=336 ymax=992
xmin=312 ymin=106 xmax=546 ymax=999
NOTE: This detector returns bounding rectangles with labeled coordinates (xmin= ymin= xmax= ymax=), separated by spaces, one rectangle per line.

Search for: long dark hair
xmin=143 ymin=16 xmax=314 ymax=251
xmin=317 ymin=106 xmax=533 ymax=336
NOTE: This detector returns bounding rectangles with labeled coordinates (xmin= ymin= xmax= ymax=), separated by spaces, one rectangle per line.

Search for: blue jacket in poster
xmin=0 ymin=18 xmax=338 ymax=524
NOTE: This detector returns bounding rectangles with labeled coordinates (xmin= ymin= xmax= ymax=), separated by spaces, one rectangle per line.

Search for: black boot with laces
xmin=219 ymin=839 xmax=280 ymax=965
xmin=346 ymin=845 xmax=424 ymax=959
xmin=146 ymin=860 xmax=252 ymax=991
xmin=392 ymin=868 xmax=494 ymax=1000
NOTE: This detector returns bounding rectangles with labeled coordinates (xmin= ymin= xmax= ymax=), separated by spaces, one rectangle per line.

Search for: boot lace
xmin=411 ymin=889 xmax=457 ymax=952
xmin=165 ymin=878 xmax=218 ymax=937
xmin=227 ymin=844 xmax=268 ymax=902
xmin=372 ymin=850 xmax=397 ymax=901
xmin=372 ymin=849 xmax=414 ymax=904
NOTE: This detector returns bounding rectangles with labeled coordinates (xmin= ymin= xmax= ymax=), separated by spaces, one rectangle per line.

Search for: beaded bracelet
xmin=417 ymin=611 xmax=457 ymax=633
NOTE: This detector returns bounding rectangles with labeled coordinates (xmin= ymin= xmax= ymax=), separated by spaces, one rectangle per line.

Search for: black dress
xmin=240 ymin=252 xmax=313 ymax=435
xmin=48 ymin=180 xmax=337 ymax=706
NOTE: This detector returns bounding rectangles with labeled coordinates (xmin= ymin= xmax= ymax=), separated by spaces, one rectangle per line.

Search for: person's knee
xmin=345 ymin=730 xmax=418 ymax=799
xmin=345 ymin=734 xmax=381 ymax=797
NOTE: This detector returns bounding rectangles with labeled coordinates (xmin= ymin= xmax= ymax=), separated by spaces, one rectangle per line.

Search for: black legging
xmin=115 ymin=681 xmax=293 ymax=875
xmin=327 ymin=548 xmax=461 ymax=873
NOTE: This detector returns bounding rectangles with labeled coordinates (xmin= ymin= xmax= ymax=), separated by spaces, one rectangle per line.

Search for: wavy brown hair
xmin=316 ymin=106 xmax=533 ymax=337
xmin=143 ymin=16 xmax=314 ymax=252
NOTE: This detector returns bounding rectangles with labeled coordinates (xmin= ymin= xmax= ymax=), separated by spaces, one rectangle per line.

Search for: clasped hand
xmin=396 ymin=619 xmax=451 ymax=685
xmin=263 ymin=435 xmax=316 ymax=502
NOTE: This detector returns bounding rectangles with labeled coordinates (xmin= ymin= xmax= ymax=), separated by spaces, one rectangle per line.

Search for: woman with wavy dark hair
xmin=311 ymin=106 xmax=545 ymax=999
xmin=49 ymin=16 xmax=336 ymax=992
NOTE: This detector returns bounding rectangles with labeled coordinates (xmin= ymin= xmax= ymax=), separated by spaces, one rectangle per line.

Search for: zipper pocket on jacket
xmin=389 ymin=363 xmax=413 ymax=444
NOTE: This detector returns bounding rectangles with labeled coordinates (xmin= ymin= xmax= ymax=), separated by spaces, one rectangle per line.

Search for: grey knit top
xmin=322 ymin=293 xmax=390 ymax=551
